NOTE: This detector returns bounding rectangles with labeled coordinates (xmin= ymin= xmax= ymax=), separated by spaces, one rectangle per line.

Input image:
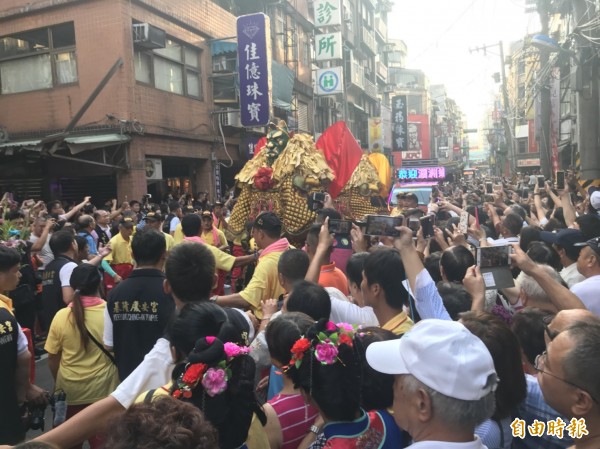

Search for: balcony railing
xmin=376 ymin=60 xmax=388 ymax=81
xmin=375 ymin=18 xmax=387 ymax=40
xmin=350 ymin=59 xmax=364 ymax=89
xmin=361 ymin=28 xmax=377 ymax=55
xmin=364 ymin=77 xmax=378 ymax=100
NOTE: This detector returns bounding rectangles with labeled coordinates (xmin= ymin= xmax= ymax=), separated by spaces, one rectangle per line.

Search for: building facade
xmin=0 ymin=0 xmax=240 ymax=203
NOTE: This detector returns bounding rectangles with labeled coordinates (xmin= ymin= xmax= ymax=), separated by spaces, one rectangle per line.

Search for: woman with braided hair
xmin=137 ymin=302 xmax=267 ymax=449
xmin=284 ymin=319 xmax=405 ymax=449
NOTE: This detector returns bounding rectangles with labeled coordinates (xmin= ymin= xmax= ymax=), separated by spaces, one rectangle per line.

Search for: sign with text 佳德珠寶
xmin=237 ymin=13 xmax=272 ymax=127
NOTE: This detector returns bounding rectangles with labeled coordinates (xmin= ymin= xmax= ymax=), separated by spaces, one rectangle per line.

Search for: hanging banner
xmin=392 ymin=95 xmax=408 ymax=152
xmin=237 ymin=13 xmax=272 ymax=127
xmin=314 ymin=0 xmax=342 ymax=28
xmin=368 ymin=117 xmax=383 ymax=152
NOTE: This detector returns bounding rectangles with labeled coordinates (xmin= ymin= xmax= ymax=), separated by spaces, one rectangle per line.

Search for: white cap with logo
xmin=366 ymin=319 xmax=498 ymax=401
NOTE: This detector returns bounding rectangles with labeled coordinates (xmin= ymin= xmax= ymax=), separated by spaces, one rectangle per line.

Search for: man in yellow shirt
xmin=390 ymin=192 xmax=405 ymax=217
xmin=214 ymin=212 xmax=289 ymax=318
xmin=144 ymin=211 xmax=175 ymax=252
xmin=213 ymin=201 xmax=228 ymax=233
xmin=180 ymin=214 xmax=257 ymax=296
xmin=200 ymin=211 xmax=228 ymax=251
xmin=104 ymin=218 xmax=135 ymax=292
xmin=361 ymin=247 xmax=414 ymax=336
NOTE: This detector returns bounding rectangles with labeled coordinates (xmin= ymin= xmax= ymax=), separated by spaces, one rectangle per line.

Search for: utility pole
xmin=573 ymin=0 xmax=600 ymax=181
xmin=470 ymin=42 xmax=513 ymax=176
xmin=537 ymin=0 xmax=552 ymax=179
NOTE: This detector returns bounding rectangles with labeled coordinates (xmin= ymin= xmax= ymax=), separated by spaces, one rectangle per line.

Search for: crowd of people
xmin=0 ymin=169 xmax=600 ymax=449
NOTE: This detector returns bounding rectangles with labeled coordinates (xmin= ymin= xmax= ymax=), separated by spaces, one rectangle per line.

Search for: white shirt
xmin=59 ymin=262 xmax=77 ymax=287
xmin=407 ymin=436 xmax=488 ymax=449
xmin=560 ymin=263 xmax=586 ymax=288
xmin=329 ymin=295 xmax=379 ymax=326
xmin=111 ymin=337 xmax=174 ymax=408
xmin=571 ymin=275 xmax=600 ymax=315
xmin=486 ymin=236 xmax=519 ymax=247
xmin=29 ymin=233 xmax=54 ymax=269
xmin=169 ymin=216 xmax=181 ymax=233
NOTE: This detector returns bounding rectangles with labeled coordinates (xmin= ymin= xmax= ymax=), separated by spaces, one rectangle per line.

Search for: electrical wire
xmin=411 ymin=0 xmax=479 ymax=62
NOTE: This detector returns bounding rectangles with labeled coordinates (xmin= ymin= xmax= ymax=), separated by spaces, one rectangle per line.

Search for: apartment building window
xmin=135 ymin=38 xmax=202 ymax=99
xmin=0 ymin=22 xmax=77 ymax=94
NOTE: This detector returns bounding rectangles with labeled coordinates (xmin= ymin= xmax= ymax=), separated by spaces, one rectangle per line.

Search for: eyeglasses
xmin=535 ymin=350 xmax=599 ymax=404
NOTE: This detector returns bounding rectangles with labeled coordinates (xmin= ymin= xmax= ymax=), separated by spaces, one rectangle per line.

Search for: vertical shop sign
xmin=237 ymin=13 xmax=272 ymax=127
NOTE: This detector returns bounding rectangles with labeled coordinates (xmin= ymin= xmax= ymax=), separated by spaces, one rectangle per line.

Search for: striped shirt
xmin=268 ymin=393 xmax=319 ymax=449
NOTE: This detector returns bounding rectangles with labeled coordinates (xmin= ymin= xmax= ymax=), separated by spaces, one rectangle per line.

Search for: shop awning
xmin=65 ymin=134 xmax=130 ymax=154
xmin=0 ymin=139 xmax=42 ymax=150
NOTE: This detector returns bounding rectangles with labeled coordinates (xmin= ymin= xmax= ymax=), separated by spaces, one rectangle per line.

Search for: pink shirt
xmin=268 ymin=393 xmax=319 ymax=449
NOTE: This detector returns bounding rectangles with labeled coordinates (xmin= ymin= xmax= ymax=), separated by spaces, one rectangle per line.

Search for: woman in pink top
xmin=264 ymin=313 xmax=319 ymax=449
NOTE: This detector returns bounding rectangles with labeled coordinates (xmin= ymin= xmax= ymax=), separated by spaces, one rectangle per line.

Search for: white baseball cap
xmin=366 ymin=319 xmax=498 ymax=401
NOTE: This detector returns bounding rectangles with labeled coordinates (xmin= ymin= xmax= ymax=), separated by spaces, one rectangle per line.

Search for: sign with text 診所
xmin=392 ymin=95 xmax=408 ymax=152
xmin=314 ymin=0 xmax=341 ymax=28
xmin=237 ymin=13 xmax=272 ymax=127
xmin=397 ymin=166 xmax=446 ymax=181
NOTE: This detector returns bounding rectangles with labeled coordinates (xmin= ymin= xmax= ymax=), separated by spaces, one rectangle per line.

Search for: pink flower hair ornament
xmin=172 ymin=337 xmax=251 ymax=400
xmin=282 ymin=321 xmax=357 ymax=371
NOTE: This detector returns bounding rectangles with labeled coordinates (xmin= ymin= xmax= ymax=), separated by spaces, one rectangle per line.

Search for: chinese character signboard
xmin=237 ymin=13 xmax=271 ymax=127
xmin=315 ymin=32 xmax=342 ymax=61
xmin=392 ymin=95 xmax=408 ymax=152
xmin=315 ymin=67 xmax=343 ymax=95
xmin=397 ymin=166 xmax=446 ymax=181
xmin=314 ymin=0 xmax=341 ymax=27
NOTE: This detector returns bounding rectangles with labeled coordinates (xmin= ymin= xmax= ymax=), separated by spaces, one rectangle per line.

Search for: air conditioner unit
xmin=133 ymin=23 xmax=166 ymax=49
xmin=383 ymin=84 xmax=396 ymax=93
xmin=220 ymin=109 xmax=242 ymax=127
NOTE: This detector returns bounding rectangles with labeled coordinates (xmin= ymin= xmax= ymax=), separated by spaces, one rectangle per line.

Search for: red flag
xmin=316 ymin=121 xmax=363 ymax=198
xmin=253 ymin=136 xmax=267 ymax=157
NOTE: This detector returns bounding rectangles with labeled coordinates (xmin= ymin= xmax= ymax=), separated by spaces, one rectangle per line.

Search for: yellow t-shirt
xmin=163 ymin=232 xmax=175 ymax=252
xmin=44 ymin=303 xmax=119 ymax=405
xmin=390 ymin=207 xmax=404 ymax=217
xmin=0 ymin=294 xmax=14 ymax=314
xmin=201 ymin=229 xmax=228 ymax=248
xmin=135 ymin=385 xmax=269 ymax=449
xmin=239 ymin=251 xmax=286 ymax=318
xmin=381 ymin=311 xmax=414 ymax=336
xmin=174 ymin=240 xmax=236 ymax=273
xmin=105 ymin=233 xmax=133 ymax=265
xmin=173 ymin=223 xmax=185 ymax=245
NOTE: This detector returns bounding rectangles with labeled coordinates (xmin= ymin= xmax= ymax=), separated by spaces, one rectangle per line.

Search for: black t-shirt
xmin=41 ymin=255 xmax=76 ymax=327
xmin=0 ymin=308 xmax=24 ymax=444
xmin=107 ymin=268 xmax=175 ymax=380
